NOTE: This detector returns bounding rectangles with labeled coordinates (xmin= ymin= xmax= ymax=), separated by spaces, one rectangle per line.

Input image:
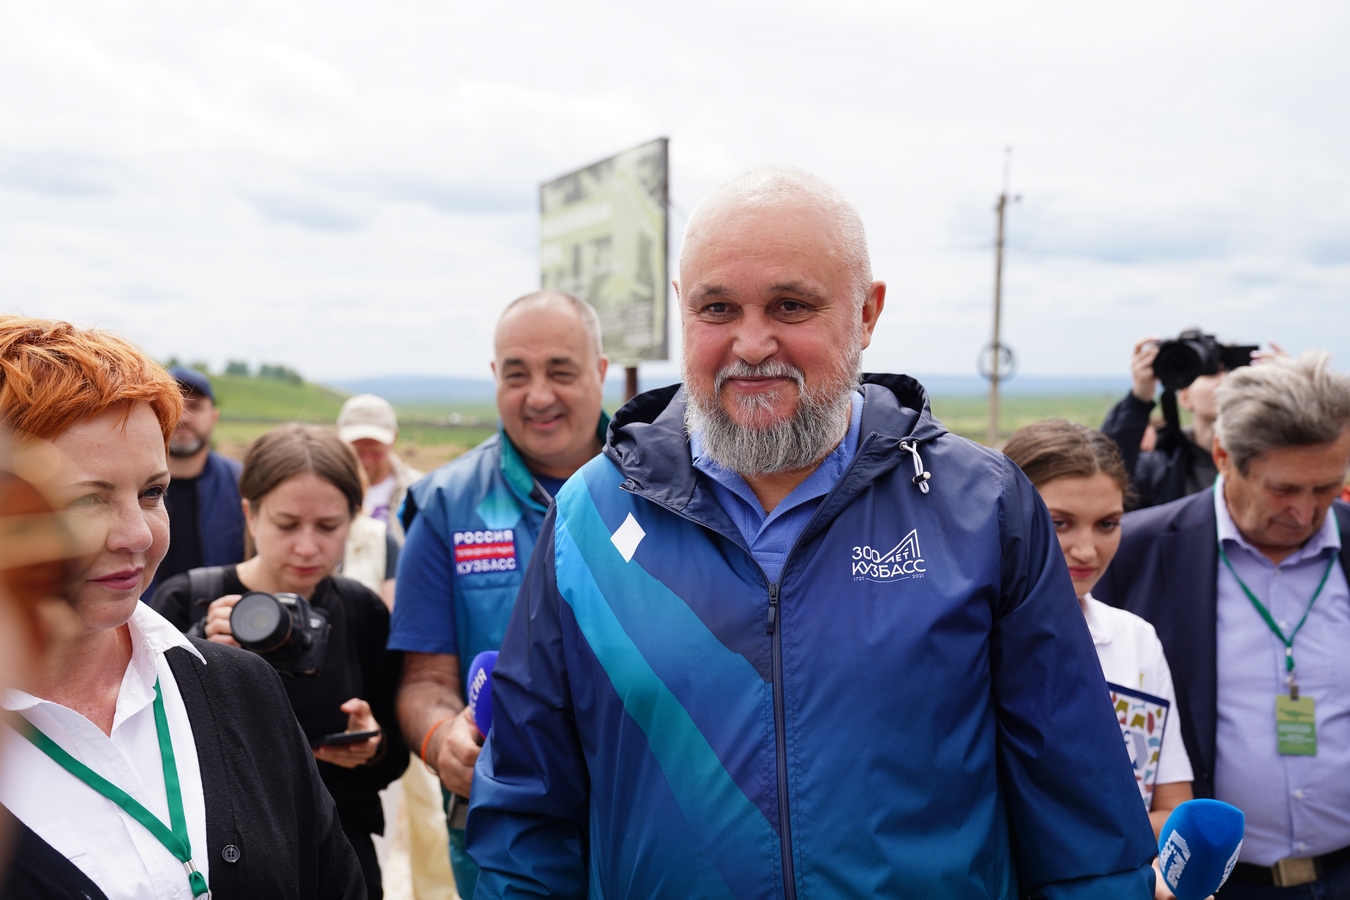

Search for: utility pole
xmin=984 ymin=148 xmax=1018 ymax=446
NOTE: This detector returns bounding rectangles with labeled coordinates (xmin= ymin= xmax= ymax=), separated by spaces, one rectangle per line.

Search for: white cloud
xmin=1 ymin=0 xmax=1347 ymax=382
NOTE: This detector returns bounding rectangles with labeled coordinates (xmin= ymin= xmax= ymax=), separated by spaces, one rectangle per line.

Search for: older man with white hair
xmin=1097 ymin=352 xmax=1350 ymax=897
xmin=467 ymin=168 xmax=1157 ymax=899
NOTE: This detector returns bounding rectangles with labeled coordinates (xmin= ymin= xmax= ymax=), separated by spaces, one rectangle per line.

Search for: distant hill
xmin=333 ymin=373 xmax=664 ymax=405
xmin=904 ymin=374 xmax=1127 ymax=396
xmin=212 ymin=373 xmax=350 ymax=422
xmin=331 ymin=372 xmax=1128 ymax=403
xmin=202 ymin=369 xmax=1128 ymax=449
xmin=208 ymin=370 xmax=1129 ymax=428
xmin=330 ymin=375 xmax=497 ymax=404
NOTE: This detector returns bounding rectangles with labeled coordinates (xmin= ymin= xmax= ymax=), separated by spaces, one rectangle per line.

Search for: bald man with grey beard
xmin=467 ymin=167 xmax=1158 ymax=900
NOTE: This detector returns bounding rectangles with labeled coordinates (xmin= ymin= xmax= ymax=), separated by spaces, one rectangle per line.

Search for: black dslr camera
xmin=230 ymin=590 xmax=331 ymax=676
xmin=1153 ymin=329 xmax=1259 ymax=391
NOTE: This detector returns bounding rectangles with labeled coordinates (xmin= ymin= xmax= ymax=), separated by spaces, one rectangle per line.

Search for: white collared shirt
xmin=1 ymin=603 xmax=211 ymax=899
xmin=1084 ymin=593 xmax=1195 ymax=787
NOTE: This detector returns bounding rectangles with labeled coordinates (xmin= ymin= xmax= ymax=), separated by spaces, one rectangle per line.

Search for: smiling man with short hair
xmin=467 ymin=168 xmax=1157 ymax=899
xmin=389 ymin=290 xmax=608 ymax=897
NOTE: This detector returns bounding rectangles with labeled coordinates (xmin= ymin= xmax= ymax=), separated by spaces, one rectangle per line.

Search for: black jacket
xmin=1100 ymin=392 xmax=1216 ymax=509
xmin=150 ymin=570 xmax=408 ymax=836
xmin=1 ymin=639 xmax=365 ymax=900
xmin=142 ymin=452 xmax=246 ymax=600
xmin=1094 ymin=491 xmax=1350 ymax=799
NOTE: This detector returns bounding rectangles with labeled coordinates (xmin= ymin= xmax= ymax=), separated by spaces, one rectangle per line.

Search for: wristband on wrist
xmin=421 ymin=714 xmax=456 ymax=773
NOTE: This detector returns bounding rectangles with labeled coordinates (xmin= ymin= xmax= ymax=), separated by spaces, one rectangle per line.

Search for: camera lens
xmin=1153 ymin=341 xmax=1204 ymax=391
xmin=231 ymin=591 xmax=292 ymax=652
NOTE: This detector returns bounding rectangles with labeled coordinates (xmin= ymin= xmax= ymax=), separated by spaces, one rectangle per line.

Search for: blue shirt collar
xmin=689 ymin=391 xmax=864 ymax=525
xmin=1213 ymin=475 xmax=1342 ymax=564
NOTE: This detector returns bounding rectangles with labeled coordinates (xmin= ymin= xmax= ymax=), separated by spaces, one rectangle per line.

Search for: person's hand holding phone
xmin=313 ymin=697 xmax=382 ymax=768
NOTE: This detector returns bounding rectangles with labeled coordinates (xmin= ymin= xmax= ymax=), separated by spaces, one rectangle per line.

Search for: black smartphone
xmin=313 ymin=728 xmax=380 ymax=747
xmin=446 ymin=792 xmax=469 ymax=829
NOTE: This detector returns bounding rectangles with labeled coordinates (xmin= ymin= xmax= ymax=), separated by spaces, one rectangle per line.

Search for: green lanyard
xmin=23 ymin=678 xmax=210 ymax=898
xmin=1219 ymin=544 xmax=1337 ymax=700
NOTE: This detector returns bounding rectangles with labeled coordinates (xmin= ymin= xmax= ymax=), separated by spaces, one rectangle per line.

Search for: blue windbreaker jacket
xmin=468 ymin=376 xmax=1156 ymax=899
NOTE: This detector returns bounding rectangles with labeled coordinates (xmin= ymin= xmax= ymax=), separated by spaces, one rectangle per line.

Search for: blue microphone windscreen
xmin=1158 ymin=799 xmax=1245 ymax=900
xmin=467 ymin=650 xmax=499 ymax=737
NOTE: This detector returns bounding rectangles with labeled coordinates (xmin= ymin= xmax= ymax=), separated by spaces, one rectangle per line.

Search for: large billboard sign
xmin=540 ymin=137 xmax=669 ymax=365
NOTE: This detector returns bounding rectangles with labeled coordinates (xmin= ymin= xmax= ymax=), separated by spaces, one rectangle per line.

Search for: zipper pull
xmin=766 ymin=583 xmax=780 ymax=634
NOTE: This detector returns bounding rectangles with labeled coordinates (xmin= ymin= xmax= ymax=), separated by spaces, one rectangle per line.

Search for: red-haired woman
xmin=0 ymin=317 xmax=363 ymax=900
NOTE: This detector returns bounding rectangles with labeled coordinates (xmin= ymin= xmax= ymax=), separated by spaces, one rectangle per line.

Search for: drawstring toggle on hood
xmin=899 ymin=440 xmax=931 ymax=494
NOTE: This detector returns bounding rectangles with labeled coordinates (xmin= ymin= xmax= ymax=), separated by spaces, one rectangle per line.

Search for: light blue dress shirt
xmin=1213 ymin=477 xmax=1350 ymax=865
xmin=690 ymin=391 xmax=864 ymax=585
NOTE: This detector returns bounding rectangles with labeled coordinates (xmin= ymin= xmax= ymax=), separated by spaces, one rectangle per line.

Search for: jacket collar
xmin=498 ymin=410 xmax=613 ymax=508
xmin=603 ymin=374 xmax=948 ymax=526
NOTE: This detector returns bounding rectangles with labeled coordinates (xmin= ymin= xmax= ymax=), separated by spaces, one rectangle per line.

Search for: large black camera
xmin=1152 ymin=329 xmax=1259 ymax=391
xmin=230 ymin=590 xmax=330 ymax=676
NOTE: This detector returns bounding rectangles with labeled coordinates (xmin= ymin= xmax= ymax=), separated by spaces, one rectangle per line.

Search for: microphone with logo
xmin=1156 ymin=799 xmax=1245 ymax=900
xmin=445 ymin=650 xmax=497 ymax=830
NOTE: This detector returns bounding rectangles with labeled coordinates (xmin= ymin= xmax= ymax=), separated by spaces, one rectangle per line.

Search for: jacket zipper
xmin=620 ymin=431 xmax=885 ymax=900
xmin=765 ymin=580 xmax=796 ymax=900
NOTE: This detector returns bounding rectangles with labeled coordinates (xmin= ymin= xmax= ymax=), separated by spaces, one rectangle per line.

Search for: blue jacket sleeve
xmin=467 ymin=508 xmax=590 ymax=898
xmin=992 ymin=457 xmax=1157 ymax=899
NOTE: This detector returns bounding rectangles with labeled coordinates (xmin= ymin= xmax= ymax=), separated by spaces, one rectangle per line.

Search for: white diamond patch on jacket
xmin=610 ymin=513 xmax=646 ymax=563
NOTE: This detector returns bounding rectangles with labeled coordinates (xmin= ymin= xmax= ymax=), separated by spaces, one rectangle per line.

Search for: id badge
xmin=1276 ymin=695 xmax=1316 ymax=756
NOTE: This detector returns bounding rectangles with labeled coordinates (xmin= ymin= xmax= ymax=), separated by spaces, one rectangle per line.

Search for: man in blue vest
xmin=143 ymin=367 xmax=244 ymax=600
xmin=467 ymin=168 xmax=1158 ymax=899
xmin=390 ymin=291 xmax=609 ymax=897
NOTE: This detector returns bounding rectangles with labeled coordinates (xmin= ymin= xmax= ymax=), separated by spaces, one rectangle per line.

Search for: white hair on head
xmin=497 ymin=290 xmax=604 ymax=359
xmin=1214 ymin=350 xmax=1350 ymax=473
xmin=679 ymin=166 xmax=873 ymax=303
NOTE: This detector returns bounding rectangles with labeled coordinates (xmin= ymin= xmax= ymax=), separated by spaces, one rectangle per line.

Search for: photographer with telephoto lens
xmin=1102 ymin=330 xmax=1271 ymax=509
xmin=152 ymin=424 xmax=407 ymax=899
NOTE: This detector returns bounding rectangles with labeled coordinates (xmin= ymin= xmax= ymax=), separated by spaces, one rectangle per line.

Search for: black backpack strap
xmin=185 ymin=566 xmax=228 ymax=637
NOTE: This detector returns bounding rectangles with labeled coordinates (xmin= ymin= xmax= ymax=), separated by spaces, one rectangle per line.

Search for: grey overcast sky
xmin=2 ymin=1 xmax=1348 ymax=382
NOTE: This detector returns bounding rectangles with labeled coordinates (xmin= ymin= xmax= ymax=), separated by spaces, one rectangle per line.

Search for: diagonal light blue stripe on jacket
xmin=554 ymin=468 xmax=779 ymax=898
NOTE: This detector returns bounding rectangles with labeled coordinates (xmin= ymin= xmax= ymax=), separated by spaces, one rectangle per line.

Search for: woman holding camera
xmin=0 ymin=318 xmax=363 ymax=899
xmin=152 ymin=424 xmax=408 ymax=900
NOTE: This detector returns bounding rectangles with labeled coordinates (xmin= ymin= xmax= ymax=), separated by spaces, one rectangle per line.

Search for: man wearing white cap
xmin=338 ymin=393 xmax=452 ymax=900
xmin=338 ymin=393 xmax=424 ymax=544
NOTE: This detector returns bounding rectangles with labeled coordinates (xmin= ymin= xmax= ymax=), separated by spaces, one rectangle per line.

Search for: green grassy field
xmin=930 ymin=392 xmax=1122 ymax=444
xmin=209 ymin=376 xmax=499 ymax=467
xmin=206 ymin=370 xmax=1129 ymax=466
xmin=212 ymin=374 xmax=350 ymax=423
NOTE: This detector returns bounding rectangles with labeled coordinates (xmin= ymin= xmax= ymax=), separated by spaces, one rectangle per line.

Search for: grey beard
xmin=169 ymin=434 xmax=205 ymax=457
xmin=684 ymin=356 xmax=859 ymax=477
